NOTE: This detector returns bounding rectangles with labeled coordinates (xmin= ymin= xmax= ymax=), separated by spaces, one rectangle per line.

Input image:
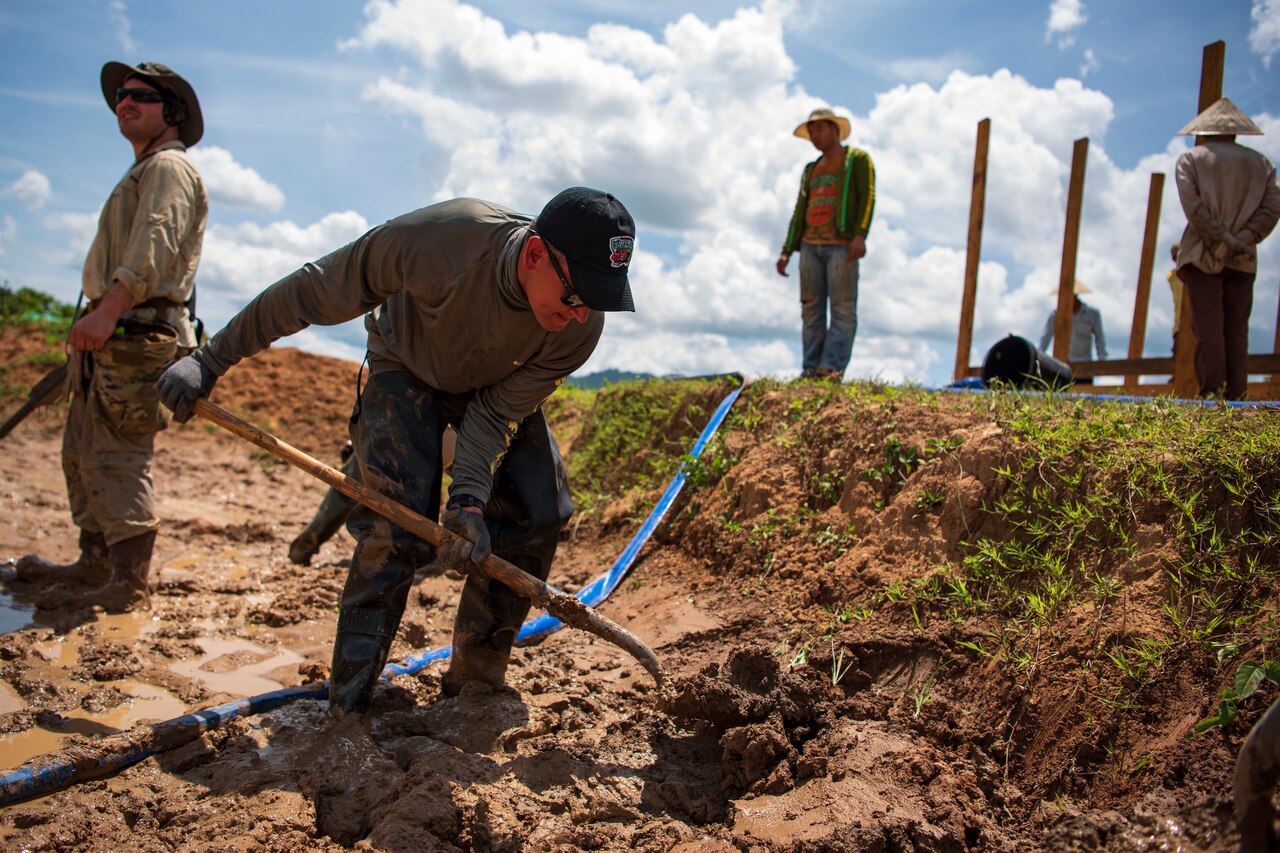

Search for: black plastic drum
xmin=981 ymin=334 xmax=1074 ymax=389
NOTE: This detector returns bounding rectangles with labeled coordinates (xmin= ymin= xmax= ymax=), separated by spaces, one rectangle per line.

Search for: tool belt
xmin=87 ymin=295 xmax=188 ymax=315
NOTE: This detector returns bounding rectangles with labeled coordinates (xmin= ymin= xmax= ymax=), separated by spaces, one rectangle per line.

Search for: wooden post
xmin=954 ymin=118 xmax=990 ymax=382
xmin=1053 ymin=137 xmax=1089 ymax=365
xmin=1197 ymin=41 xmax=1225 ymax=127
xmin=1175 ymin=40 xmax=1226 ymax=394
xmin=1273 ymin=276 xmax=1280 ymax=381
xmin=1125 ymin=173 xmax=1164 ymax=387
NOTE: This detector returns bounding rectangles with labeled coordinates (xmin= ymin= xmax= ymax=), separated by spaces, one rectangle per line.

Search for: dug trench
xmin=0 ymin=328 xmax=1277 ymax=850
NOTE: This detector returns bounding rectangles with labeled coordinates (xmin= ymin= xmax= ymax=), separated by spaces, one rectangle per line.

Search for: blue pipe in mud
xmin=0 ymin=374 xmax=746 ymax=807
xmin=0 ymin=683 xmax=327 ymax=806
xmin=388 ymin=372 xmax=747 ymax=669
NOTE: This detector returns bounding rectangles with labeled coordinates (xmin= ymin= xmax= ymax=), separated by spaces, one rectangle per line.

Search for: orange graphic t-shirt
xmin=802 ymin=161 xmax=846 ymax=245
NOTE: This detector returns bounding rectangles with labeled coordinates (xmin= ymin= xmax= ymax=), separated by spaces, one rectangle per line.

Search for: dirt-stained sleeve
xmin=449 ymin=317 xmax=604 ymax=506
xmin=112 ymin=155 xmax=199 ymax=302
xmin=200 ymin=220 xmax=411 ymax=375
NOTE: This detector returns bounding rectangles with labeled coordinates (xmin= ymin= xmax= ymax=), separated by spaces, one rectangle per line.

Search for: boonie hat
xmin=793 ymin=107 xmax=851 ymax=142
xmin=101 ymin=61 xmax=204 ymax=147
xmin=535 ymin=187 xmax=636 ymax=312
xmin=1177 ymin=97 xmax=1263 ymax=136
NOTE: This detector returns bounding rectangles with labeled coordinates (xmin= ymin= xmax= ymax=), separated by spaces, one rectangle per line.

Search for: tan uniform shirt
xmin=82 ymin=140 xmax=208 ymax=347
xmin=201 ymin=198 xmax=604 ymax=506
xmin=1175 ymin=140 xmax=1280 ymax=276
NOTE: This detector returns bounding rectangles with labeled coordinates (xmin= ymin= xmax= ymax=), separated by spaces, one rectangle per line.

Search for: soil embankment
xmin=0 ymin=325 xmax=1277 ymax=851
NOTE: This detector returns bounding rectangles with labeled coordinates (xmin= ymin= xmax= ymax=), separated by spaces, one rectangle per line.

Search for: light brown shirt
xmin=1175 ymin=139 xmax=1280 ymax=276
xmin=82 ymin=141 xmax=208 ymax=347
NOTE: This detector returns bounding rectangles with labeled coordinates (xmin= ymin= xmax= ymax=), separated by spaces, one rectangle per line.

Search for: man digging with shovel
xmin=158 ymin=188 xmax=637 ymax=718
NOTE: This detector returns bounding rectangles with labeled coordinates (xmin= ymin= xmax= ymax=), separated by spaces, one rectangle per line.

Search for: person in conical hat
xmin=1173 ymin=97 xmax=1280 ymax=400
xmin=1039 ymin=281 xmax=1107 ymax=384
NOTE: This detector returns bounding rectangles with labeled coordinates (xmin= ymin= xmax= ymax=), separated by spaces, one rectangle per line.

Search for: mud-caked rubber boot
xmin=13 ymin=530 xmax=110 ymax=587
xmin=327 ymin=609 xmax=400 ymax=717
xmin=440 ymin=572 xmax=531 ymax=697
xmin=37 ymin=530 xmax=155 ymax=613
xmin=441 ymin=636 xmax=512 ymax=698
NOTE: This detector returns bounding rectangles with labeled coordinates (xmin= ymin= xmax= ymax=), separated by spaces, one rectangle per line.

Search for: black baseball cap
xmin=535 ymin=187 xmax=636 ymax=312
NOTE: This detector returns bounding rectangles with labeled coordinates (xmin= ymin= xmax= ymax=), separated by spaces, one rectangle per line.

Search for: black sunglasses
xmin=543 ymin=240 xmax=585 ymax=309
xmin=116 ymin=87 xmax=165 ymax=105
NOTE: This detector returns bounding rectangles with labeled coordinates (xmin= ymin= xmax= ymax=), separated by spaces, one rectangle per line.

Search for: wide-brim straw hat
xmin=101 ymin=61 xmax=203 ymax=147
xmin=793 ymin=107 xmax=851 ymax=142
xmin=1177 ymin=97 xmax=1263 ymax=136
xmin=1048 ymin=280 xmax=1092 ymax=296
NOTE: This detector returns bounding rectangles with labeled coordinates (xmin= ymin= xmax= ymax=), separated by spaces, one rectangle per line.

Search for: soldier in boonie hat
xmin=100 ymin=61 xmax=203 ymax=148
xmin=11 ymin=62 xmax=208 ymax=613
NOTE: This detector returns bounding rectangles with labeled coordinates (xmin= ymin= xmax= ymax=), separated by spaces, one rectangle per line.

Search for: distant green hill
xmin=565 ymin=369 xmax=659 ymax=388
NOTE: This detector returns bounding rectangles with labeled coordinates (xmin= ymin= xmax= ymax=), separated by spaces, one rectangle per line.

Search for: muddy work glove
xmin=441 ymin=503 xmax=491 ymax=574
xmin=157 ymin=351 xmax=218 ymax=423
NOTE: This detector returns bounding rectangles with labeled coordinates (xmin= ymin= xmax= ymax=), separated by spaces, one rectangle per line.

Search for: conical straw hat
xmin=1178 ymin=97 xmax=1263 ymax=136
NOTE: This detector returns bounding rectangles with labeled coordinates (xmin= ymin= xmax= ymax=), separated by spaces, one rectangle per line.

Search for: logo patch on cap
xmin=608 ymin=236 xmax=633 ymax=269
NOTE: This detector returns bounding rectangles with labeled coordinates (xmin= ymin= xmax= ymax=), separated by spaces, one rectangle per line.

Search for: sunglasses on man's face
xmin=544 ymin=242 xmax=586 ymax=309
xmin=116 ymin=87 xmax=165 ymax=106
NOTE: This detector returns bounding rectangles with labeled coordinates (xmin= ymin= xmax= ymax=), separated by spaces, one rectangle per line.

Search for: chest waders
xmin=330 ymin=370 xmax=572 ymax=715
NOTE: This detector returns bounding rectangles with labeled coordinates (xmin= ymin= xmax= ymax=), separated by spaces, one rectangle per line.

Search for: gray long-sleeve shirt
xmin=200 ymin=198 xmax=603 ymax=506
xmin=1040 ymin=301 xmax=1107 ymax=361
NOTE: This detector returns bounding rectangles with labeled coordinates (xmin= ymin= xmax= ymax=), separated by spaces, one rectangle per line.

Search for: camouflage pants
xmin=336 ymin=369 xmax=573 ymax=680
xmin=62 ymin=323 xmax=179 ymax=546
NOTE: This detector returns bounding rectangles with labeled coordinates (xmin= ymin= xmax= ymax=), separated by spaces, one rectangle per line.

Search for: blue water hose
xmin=0 ymin=374 xmax=746 ymax=807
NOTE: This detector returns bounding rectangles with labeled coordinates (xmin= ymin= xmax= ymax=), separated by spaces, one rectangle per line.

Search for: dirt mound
xmin=1 ymin=341 xmax=1278 ymax=850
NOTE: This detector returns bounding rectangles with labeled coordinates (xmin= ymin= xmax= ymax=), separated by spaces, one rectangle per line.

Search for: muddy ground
xmin=0 ymin=326 xmax=1276 ymax=851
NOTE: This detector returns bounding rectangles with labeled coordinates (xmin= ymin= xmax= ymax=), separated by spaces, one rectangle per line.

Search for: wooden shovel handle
xmin=191 ymin=398 xmax=664 ymax=687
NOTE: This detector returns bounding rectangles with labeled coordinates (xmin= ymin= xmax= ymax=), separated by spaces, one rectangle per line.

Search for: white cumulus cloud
xmin=198 ymin=211 xmax=371 ymax=326
xmin=6 ymin=170 xmax=52 ymax=210
xmin=1252 ymin=0 xmax=1280 ymax=68
xmin=231 ymin=0 xmax=1274 ymax=386
xmin=1045 ymin=0 xmax=1087 ymax=48
xmin=0 ymin=215 xmax=16 ymax=257
xmin=1080 ymin=48 xmax=1100 ymax=78
xmin=187 ymin=146 xmax=287 ymax=212
xmin=108 ymin=1 xmax=137 ymax=56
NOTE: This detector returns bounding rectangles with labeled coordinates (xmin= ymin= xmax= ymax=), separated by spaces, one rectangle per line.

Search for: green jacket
xmin=781 ymin=146 xmax=876 ymax=254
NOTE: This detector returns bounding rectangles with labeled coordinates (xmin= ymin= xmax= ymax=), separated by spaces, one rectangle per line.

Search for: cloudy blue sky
xmin=1 ymin=0 xmax=1278 ymax=386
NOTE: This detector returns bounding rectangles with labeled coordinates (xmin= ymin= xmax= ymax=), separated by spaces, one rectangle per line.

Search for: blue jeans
xmin=799 ymin=243 xmax=859 ymax=374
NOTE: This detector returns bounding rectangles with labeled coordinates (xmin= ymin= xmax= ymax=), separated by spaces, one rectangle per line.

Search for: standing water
xmin=0 ymin=562 xmax=34 ymax=634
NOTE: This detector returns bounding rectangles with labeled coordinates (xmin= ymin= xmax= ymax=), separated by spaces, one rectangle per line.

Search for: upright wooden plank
xmin=954 ymin=118 xmax=990 ymax=382
xmin=1273 ymin=276 xmax=1280 ymax=381
xmin=1173 ymin=288 xmax=1199 ymax=396
xmin=1054 ymin=138 xmax=1089 ymax=364
xmin=1198 ymin=41 xmax=1225 ymax=111
xmin=1176 ymin=40 xmax=1225 ymax=391
xmin=1126 ymin=173 xmax=1164 ymax=386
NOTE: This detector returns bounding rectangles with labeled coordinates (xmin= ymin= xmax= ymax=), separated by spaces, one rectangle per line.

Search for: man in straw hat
xmin=1174 ymin=96 xmax=1280 ymax=400
xmin=1039 ymin=280 xmax=1108 ymax=385
xmin=11 ymin=61 xmax=208 ymax=612
xmin=776 ymin=107 xmax=876 ymax=380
